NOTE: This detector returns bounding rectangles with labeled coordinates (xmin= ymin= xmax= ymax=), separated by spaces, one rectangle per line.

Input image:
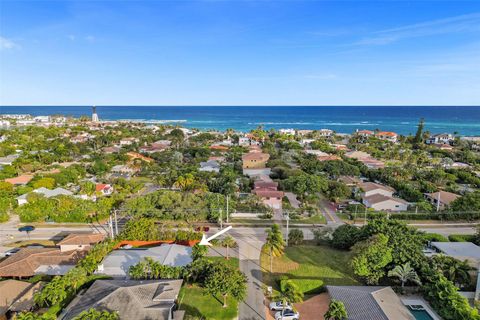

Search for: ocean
xmin=1 ymin=106 xmax=479 ymax=136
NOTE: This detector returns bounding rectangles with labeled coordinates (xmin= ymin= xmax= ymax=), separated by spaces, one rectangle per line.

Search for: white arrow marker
xmin=199 ymin=226 xmax=233 ymax=246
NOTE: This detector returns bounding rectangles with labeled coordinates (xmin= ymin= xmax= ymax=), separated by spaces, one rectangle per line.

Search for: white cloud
xmin=85 ymin=35 xmax=95 ymax=42
xmin=356 ymin=12 xmax=480 ymax=46
xmin=67 ymin=34 xmax=76 ymax=41
xmin=0 ymin=36 xmax=19 ymax=50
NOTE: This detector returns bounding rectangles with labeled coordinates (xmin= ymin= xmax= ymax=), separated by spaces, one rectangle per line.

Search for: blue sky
xmin=1 ymin=1 xmax=480 ymax=106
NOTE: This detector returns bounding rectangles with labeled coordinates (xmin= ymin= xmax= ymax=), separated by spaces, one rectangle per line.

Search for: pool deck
xmin=401 ymin=296 xmax=441 ymax=320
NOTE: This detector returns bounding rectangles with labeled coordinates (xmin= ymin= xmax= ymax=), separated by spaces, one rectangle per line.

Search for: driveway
xmin=284 ymin=192 xmax=300 ymax=209
xmin=318 ymin=196 xmax=343 ymax=225
xmin=229 ymin=228 xmax=267 ymax=320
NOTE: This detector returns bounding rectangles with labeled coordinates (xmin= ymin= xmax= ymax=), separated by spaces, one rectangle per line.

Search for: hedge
xmin=448 ymin=234 xmax=476 ymax=242
xmin=362 ymin=212 xmax=480 ymax=221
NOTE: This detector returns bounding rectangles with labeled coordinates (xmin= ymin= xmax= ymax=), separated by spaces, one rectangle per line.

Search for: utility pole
xmin=114 ymin=209 xmax=118 ymax=236
xmin=109 ymin=215 xmax=114 ymax=238
xmin=436 ymin=192 xmax=441 ymax=212
xmin=226 ymin=195 xmax=229 ymax=224
xmin=285 ymin=211 xmax=290 ymax=247
xmin=219 ymin=208 xmax=223 ymax=230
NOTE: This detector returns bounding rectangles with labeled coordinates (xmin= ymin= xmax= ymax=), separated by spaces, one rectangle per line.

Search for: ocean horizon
xmin=1 ymin=106 xmax=480 ymax=136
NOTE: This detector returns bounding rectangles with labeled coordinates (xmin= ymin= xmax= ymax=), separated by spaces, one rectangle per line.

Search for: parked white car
xmin=274 ymin=309 xmax=299 ymax=320
xmin=269 ymin=301 xmax=292 ymax=311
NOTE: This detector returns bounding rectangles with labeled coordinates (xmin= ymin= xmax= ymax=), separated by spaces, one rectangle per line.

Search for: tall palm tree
xmin=388 ymin=262 xmax=421 ymax=288
xmin=222 ymin=235 xmax=236 ymax=260
xmin=265 ymin=224 xmax=285 ymax=272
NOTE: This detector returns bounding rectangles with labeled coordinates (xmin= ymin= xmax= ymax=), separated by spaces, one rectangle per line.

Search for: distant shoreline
xmin=1 ymin=106 xmax=480 ymax=136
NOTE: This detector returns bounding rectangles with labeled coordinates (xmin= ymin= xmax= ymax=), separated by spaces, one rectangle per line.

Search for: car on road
xmin=269 ymin=301 xmax=292 ymax=311
xmin=5 ymin=248 xmax=20 ymax=256
xmin=194 ymin=226 xmax=210 ymax=232
xmin=274 ymin=309 xmax=299 ymax=320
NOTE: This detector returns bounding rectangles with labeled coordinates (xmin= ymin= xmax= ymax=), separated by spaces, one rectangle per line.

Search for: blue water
xmin=0 ymin=106 xmax=479 ymax=136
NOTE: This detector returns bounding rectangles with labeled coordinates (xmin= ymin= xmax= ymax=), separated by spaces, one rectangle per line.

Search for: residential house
xmin=345 ymin=151 xmax=373 ymax=160
xmin=338 ymin=176 xmax=362 ymax=187
xmin=332 ymin=144 xmax=348 ymax=151
xmin=242 ymin=152 xmax=270 ymax=169
xmin=127 ymin=152 xmax=154 ymax=163
xmin=318 ymin=129 xmax=334 ymax=137
xmin=426 ymin=133 xmax=454 ymax=145
xmin=57 ymin=233 xmax=105 ymax=252
xmin=296 ymin=129 xmax=313 ymax=136
xmin=0 ymin=248 xmax=85 ymax=277
xmin=96 ymin=183 xmax=113 ymax=196
xmin=254 ymin=180 xmax=278 ymax=191
xmin=0 ymin=280 xmax=44 ymax=320
xmin=61 ymin=280 xmax=184 ymax=320
xmin=71 ymin=133 xmax=94 ymax=144
xmin=208 ymin=156 xmax=225 ymax=162
xmin=358 ymin=182 xmax=395 ymax=198
xmin=424 ymin=191 xmax=460 ymax=211
xmin=429 ymin=242 xmax=480 ymax=267
xmin=0 ymin=154 xmax=19 ymax=166
xmin=4 ymin=175 xmax=33 ymax=186
xmin=16 ymin=187 xmax=73 ymax=205
xmin=209 ymin=145 xmax=229 ymax=152
xmin=363 ymin=194 xmax=409 ymax=212
xmin=253 ymin=189 xmax=284 ymax=210
xmin=345 ymin=151 xmax=385 ymax=169
xmin=97 ymin=244 xmax=192 ymax=278
xmin=111 ymin=164 xmax=139 ymax=175
xmin=279 ymin=128 xmax=295 ymax=135
xmin=238 ymin=136 xmax=251 ymax=146
xmin=102 ymin=146 xmax=121 ymax=154
xmin=317 ymin=154 xmax=341 ymax=162
xmin=199 ymin=160 xmax=220 ymax=173
xmin=376 ymin=131 xmax=398 ymax=143
xmin=355 ymin=129 xmax=374 ymax=138
xmin=304 ymin=150 xmax=329 ymax=156
xmin=326 ymin=286 xmax=415 ymax=320
xmin=119 ymin=137 xmax=139 ymax=146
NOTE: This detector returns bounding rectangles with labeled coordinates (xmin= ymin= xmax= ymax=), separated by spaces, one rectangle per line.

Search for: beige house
xmin=0 ymin=280 xmax=43 ymax=320
xmin=242 ymin=152 xmax=270 ymax=169
xmin=424 ymin=191 xmax=460 ymax=211
xmin=58 ymin=233 xmax=105 ymax=252
xmin=358 ymin=182 xmax=395 ymax=198
xmin=363 ymin=194 xmax=409 ymax=212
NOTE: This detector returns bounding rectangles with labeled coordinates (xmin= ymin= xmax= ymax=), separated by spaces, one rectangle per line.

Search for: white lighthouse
xmin=92 ymin=106 xmax=99 ymax=122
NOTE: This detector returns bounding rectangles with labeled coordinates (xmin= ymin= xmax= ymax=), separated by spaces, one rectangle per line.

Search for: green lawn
xmin=178 ymin=284 xmax=239 ymax=320
xmin=261 ymin=245 xmax=360 ymax=295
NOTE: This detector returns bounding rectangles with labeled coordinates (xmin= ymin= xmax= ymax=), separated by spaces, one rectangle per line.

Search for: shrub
xmin=448 ymin=234 xmax=475 ymax=242
xmin=288 ymin=229 xmax=304 ymax=246
xmin=330 ymin=224 xmax=361 ymax=249
xmin=422 ymin=233 xmax=449 ymax=243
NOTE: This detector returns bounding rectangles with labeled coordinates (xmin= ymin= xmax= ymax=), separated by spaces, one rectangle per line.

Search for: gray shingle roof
xmin=326 ymin=286 xmax=414 ymax=320
xmin=62 ymin=279 xmax=183 ymax=320
xmin=99 ymin=244 xmax=192 ymax=277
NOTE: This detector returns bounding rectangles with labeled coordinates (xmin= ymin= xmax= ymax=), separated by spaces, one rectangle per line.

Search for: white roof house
xmin=199 ymin=160 xmax=220 ymax=173
xmin=97 ymin=244 xmax=192 ymax=278
xmin=17 ymin=187 xmax=73 ymax=205
xmin=430 ymin=242 xmax=480 ymax=266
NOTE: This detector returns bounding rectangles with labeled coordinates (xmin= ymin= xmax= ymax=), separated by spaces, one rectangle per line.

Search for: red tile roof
xmin=0 ymin=248 xmax=85 ymax=278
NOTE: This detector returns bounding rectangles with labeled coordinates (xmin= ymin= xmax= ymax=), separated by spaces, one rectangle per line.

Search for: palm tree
xmin=222 ymin=235 xmax=236 ymax=260
xmin=265 ymin=224 xmax=285 ymax=272
xmin=275 ymin=280 xmax=303 ymax=320
xmin=324 ymin=299 xmax=348 ymax=320
xmin=388 ymin=262 xmax=421 ymax=288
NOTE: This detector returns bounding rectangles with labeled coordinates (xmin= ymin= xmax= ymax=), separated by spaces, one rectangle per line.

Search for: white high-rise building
xmin=92 ymin=106 xmax=99 ymax=122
